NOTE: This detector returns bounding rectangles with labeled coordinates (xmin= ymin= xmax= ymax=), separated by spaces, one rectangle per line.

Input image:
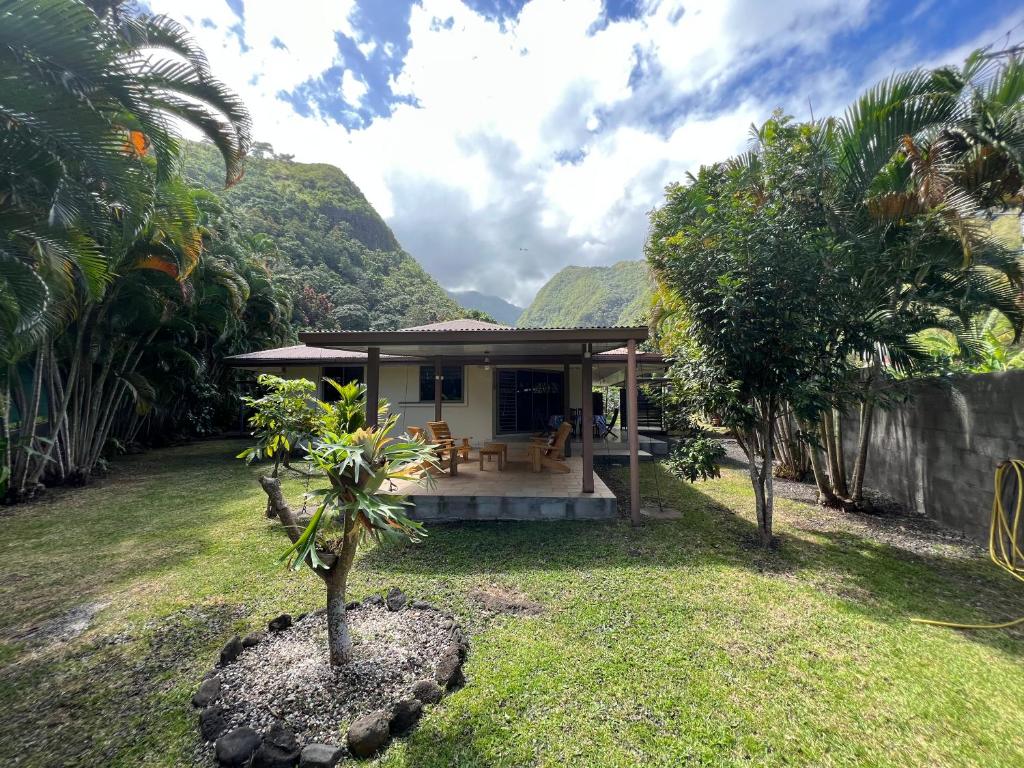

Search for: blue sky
xmin=151 ymin=0 xmax=1024 ymax=306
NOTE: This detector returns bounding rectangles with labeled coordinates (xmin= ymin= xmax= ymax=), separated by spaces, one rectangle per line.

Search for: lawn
xmin=1 ymin=439 xmax=1022 ymax=767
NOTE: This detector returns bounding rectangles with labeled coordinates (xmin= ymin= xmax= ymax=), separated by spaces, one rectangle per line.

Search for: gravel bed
xmin=213 ymin=604 xmax=461 ymax=745
xmin=717 ymin=439 xmax=982 ymax=559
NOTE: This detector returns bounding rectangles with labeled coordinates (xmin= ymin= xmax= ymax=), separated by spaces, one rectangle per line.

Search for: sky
xmin=146 ymin=0 xmax=1024 ymax=307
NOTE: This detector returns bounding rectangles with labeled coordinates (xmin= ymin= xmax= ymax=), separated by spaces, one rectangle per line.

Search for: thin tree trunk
xmin=802 ymin=418 xmax=841 ymax=507
xmin=259 ymin=474 xmax=356 ymax=667
xmin=760 ymin=400 xmax=775 ymax=546
xmin=832 ymin=408 xmax=848 ymax=497
xmin=821 ymin=414 xmax=841 ymax=498
xmin=849 ymin=400 xmax=874 ymax=503
xmin=325 ymin=568 xmax=352 ymax=666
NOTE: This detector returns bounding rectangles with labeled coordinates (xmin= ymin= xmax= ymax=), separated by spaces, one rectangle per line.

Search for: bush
xmin=664 ymin=437 xmax=726 ymax=483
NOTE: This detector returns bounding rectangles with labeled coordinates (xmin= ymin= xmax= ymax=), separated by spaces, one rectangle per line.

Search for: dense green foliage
xmin=0 ymin=0 xmax=292 ymax=498
xmin=916 ymin=309 xmax=1024 ymax=372
xmin=446 ymin=289 xmax=523 ymax=325
xmin=182 ymin=142 xmax=465 ymax=331
xmin=663 ymin=436 xmax=726 ymax=483
xmin=3 ymin=440 xmax=1024 ymax=766
xmin=649 ymin=53 xmax=1024 ymax=522
xmin=516 ymin=260 xmax=652 ymax=327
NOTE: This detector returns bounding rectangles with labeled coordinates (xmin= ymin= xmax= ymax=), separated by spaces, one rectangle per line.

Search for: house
xmin=226 ymin=319 xmax=667 ymax=524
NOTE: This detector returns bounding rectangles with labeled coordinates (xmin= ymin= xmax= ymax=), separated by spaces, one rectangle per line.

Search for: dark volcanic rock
xmin=385 ymin=588 xmax=407 ymax=612
xmin=410 ymin=599 xmax=432 ymax=610
xmin=346 ymin=710 xmax=390 ymax=758
xmin=200 ymin=706 xmax=229 ymax=741
xmin=219 ymin=635 xmax=243 ymax=666
xmin=214 ymin=726 xmax=261 ymax=766
xmin=252 ymin=722 xmax=300 ymax=767
xmin=299 ymin=743 xmax=344 ymax=767
xmin=344 ymin=600 xmax=361 ymax=611
xmin=410 ymin=678 xmax=443 ymax=704
xmin=434 ymin=649 xmax=465 ymax=690
xmin=267 ymin=614 xmax=292 ymax=632
xmin=389 ymin=698 xmax=422 ymax=735
xmin=242 ymin=631 xmax=265 ymax=648
xmin=363 ymin=594 xmax=384 ymax=608
xmin=192 ymin=677 xmax=221 ymax=708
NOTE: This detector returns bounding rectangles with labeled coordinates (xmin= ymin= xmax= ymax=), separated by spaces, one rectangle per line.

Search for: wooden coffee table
xmin=479 ymin=442 xmax=506 ymax=470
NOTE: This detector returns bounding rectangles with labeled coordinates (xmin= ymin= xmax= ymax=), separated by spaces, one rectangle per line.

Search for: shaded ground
xmin=0 ymin=439 xmax=1021 ymax=767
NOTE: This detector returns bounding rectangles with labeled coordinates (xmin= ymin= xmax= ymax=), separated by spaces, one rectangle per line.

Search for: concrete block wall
xmin=842 ymin=370 xmax=1024 ymax=542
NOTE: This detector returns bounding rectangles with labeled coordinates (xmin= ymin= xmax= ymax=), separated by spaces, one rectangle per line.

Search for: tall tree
xmin=1 ymin=0 xmax=254 ymax=495
xmin=648 ymin=116 xmax=875 ymax=545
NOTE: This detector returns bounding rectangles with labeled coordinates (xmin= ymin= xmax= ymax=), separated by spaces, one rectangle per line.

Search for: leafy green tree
xmin=244 ymin=377 xmax=436 ymax=665
xmin=648 ymin=117 xmax=877 ymax=545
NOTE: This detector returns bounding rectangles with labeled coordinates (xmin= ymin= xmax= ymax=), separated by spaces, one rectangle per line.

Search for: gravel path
xmin=213 ymin=604 xmax=461 ymax=746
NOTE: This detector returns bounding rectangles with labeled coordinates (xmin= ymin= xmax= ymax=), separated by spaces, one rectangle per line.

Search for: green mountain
xmin=446 ymin=289 xmax=523 ymax=325
xmin=182 ymin=142 xmax=464 ymax=331
xmin=517 ymin=260 xmax=653 ymax=328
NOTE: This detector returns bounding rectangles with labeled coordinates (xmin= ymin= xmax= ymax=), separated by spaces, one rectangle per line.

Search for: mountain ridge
xmin=516 ymin=260 xmax=653 ymax=328
xmin=182 ymin=141 xmax=465 ymax=332
xmin=446 ymin=289 xmax=523 ymax=325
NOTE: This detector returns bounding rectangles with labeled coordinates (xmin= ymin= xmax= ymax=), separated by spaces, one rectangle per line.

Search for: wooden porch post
xmin=581 ymin=345 xmax=594 ymax=493
xmin=627 ymin=338 xmax=641 ymax=526
xmin=433 ymin=356 xmax=442 ymax=421
xmin=366 ymin=347 xmax=380 ymax=428
xmin=562 ymin=363 xmax=571 ymax=416
xmin=563 ymin=362 xmax=571 ymax=458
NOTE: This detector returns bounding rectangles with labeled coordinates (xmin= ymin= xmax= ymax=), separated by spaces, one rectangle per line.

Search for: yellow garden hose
xmin=913 ymin=459 xmax=1024 ymax=630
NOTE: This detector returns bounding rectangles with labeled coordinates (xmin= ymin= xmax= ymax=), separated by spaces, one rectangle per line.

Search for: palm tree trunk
xmin=801 ymin=417 xmax=841 ymax=507
xmin=849 ymin=400 xmax=875 ymax=503
xmin=832 ymin=408 xmax=848 ymax=497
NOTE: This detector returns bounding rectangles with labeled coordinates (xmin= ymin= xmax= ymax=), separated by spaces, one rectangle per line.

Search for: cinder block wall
xmin=842 ymin=370 xmax=1024 ymax=542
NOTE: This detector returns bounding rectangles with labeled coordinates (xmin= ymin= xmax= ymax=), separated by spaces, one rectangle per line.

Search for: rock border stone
xmin=194 ymin=589 xmax=467 ymax=766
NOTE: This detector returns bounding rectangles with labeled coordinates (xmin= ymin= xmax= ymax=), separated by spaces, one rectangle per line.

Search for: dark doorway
xmin=321 ymin=366 xmax=364 ymax=401
xmin=496 ymin=369 xmax=564 ymax=434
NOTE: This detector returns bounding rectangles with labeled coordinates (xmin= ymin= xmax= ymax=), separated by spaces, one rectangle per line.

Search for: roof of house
xmin=399 ymin=319 xmax=511 ymax=331
xmin=226 ymin=319 xmax=662 ymax=367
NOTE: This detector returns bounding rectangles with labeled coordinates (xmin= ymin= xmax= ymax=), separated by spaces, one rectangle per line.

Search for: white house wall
xmin=380 ymin=364 xmax=495 ymax=445
xmin=270 ymin=361 xmax=607 ymax=446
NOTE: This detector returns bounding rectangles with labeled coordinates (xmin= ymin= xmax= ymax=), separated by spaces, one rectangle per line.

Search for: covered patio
xmin=298 ymin=320 xmax=654 ymax=525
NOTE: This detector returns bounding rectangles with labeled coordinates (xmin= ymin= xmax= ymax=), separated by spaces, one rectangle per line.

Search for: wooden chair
xmin=426 ymin=421 xmax=471 ymax=464
xmin=407 ymin=426 xmax=424 ymax=441
xmin=527 ymin=421 xmax=572 ymax=473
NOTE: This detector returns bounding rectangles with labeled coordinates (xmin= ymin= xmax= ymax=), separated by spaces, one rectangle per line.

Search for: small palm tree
xmin=242 ymin=376 xmax=437 ymax=665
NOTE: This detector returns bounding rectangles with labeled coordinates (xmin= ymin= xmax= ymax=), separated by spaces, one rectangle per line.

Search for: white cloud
xmin=148 ymin=0 xmax=999 ymax=307
xmin=340 ymin=70 xmax=369 ymax=106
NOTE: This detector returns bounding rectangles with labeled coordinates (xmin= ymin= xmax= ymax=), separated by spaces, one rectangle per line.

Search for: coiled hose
xmin=913 ymin=458 xmax=1024 ymax=630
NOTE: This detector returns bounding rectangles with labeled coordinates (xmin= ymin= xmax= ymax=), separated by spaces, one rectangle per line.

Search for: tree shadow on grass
xmin=0 ymin=601 xmax=245 ymax=767
xmin=0 ymin=439 xmax=280 ymax=636
xmin=359 ymin=464 xmax=1024 ymax=660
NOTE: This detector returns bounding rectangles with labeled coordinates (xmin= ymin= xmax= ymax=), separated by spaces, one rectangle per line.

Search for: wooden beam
xmin=581 ymin=346 xmax=594 ymax=493
xmin=366 ymin=347 xmax=380 ymax=428
xmin=433 ymin=357 xmax=442 ymax=421
xmin=627 ymin=338 xmax=641 ymax=526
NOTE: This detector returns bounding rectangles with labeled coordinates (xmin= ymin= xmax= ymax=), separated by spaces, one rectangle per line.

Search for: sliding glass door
xmin=496 ymin=369 xmax=564 ymax=434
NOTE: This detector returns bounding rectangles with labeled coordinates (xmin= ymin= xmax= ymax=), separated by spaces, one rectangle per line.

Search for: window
xmin=419 ymin=365 xmax=463 ymax=402
xmin=322 ymin=366 xmax=364 ymax=401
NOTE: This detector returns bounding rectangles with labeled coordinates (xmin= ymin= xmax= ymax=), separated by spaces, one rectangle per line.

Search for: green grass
xmin=1 ymin=440 xmax=1022 ymax=767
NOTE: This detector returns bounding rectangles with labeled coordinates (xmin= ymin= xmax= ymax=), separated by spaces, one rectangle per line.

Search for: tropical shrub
xmin=244 ymin=376 xmax=436 ymax=665
xmin=663 ymin=437 xmax=726 ymax=483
